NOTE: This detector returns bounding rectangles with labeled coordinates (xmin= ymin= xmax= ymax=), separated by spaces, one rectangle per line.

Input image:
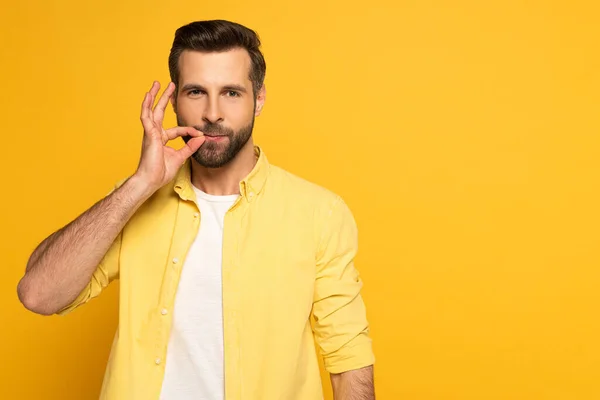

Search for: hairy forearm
xmin=17 ymin=175 xmax=152 ymax=315
xmin=331 ymin=365 xmax=375 ymax=400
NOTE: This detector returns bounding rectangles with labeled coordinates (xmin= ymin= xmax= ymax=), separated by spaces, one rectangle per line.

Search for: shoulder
xmin=265 ymin=163 xmax=357 ymax=236
xmin=267 ymin=163 xmax=343 ymax=210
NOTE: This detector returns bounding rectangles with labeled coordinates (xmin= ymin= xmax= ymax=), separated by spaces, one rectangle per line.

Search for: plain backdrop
xmin=1 ymin=0 xmax=599 ymax=398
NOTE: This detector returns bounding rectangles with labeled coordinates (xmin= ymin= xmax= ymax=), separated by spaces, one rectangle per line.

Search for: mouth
xmin=204 ymin=135 xmax=227 ymax=142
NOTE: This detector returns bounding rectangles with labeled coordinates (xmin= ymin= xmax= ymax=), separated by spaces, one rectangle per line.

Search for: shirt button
xmin=161 ymin=308 xmax=168 ymax=315
xmin=248 ymin=192 xmax=254 ymax=198
xmin=172 ymin=257 xmax=179 ymax=264
xmin=193 ymin=213 xmax=199 ymax=218
xmin=155 ymin=357 xmax=162 ymax=365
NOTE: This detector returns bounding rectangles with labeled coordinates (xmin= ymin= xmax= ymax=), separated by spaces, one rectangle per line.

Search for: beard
xmin=178 ymin=115 xmax=255 ymax=168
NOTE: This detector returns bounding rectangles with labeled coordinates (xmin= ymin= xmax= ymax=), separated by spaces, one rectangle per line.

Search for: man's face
xmin=173 ymin=48 xmax=262 ymax=168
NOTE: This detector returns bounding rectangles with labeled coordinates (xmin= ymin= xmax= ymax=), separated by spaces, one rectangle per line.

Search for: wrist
xmin=124 ymin=173 xmax=158 ymax=203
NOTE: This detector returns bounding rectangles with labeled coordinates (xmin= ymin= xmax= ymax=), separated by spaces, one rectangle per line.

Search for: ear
xmin=254 ymin=84 xmax=266 ymax=117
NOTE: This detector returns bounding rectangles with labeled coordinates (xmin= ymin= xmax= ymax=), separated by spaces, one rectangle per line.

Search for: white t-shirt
xmin=159 ymin=186 xmax=239 ymax=400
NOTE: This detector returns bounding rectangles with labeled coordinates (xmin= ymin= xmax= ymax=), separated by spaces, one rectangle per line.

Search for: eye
xmin=188 ymin=89 xmax=204 ymax=97
xmin=226 ymin=90 xmax=241 ymax=97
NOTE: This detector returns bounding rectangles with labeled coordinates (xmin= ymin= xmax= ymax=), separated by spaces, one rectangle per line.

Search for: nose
xmin=202 ymin=97 xmax=224 ymax=124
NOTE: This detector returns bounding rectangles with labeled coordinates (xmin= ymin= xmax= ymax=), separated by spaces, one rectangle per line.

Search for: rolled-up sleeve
xmin=312 ymin=196 xmax=375 ymax=374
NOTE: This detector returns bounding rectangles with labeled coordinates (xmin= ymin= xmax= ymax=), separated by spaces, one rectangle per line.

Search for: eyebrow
xmin=180 ymin=83 xmax=248 ymax=93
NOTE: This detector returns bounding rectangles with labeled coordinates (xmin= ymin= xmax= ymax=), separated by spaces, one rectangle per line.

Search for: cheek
xmin=176 ymin=99 xmax=203 ymax=119
xmin=225 ymin=100 xmax=255 ymax=125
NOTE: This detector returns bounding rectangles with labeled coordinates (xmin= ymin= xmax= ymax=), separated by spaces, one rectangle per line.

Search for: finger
xmin=148 ymin=81 xmax=160 ymax=116
xmin=164 ymin=126 xmax=203 ymax=141
xmin=140 ymin=93 xmax=155 ymax=135
xmin=153 ymin=82 xmax=175 ymax=124
xmin=176 ymin=136 xmax=205 ymax=161
xmin=140 ymin=92 xmax=149 ymax=120
xmin=148 ymin=81 xmax=160 ymax=101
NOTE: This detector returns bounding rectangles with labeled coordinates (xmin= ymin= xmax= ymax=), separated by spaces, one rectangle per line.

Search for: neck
xmin=190 ymin=138 xmax=257 ymax=196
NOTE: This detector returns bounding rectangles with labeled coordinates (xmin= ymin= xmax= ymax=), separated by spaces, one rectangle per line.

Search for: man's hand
xmin=331 ymin=365 xmax=375 ymax=400
xmin=134 ymin=81 xmax=205 ymax=194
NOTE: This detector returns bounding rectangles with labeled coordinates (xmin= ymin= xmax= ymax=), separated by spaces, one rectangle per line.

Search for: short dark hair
xmin=168 ymin=20 xmax=266 ymax=97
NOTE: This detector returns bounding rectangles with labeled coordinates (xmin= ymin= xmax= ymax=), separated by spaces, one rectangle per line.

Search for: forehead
xmin=177 ymin=48 xmax=252 ymax=87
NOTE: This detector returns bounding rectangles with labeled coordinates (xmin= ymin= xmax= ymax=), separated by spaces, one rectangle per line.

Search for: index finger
xmin=164 ymin=126 xmax=203 ymax=141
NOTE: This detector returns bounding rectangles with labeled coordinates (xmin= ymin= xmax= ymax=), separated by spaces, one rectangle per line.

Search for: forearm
xmin=331 ymin=365 xmax=375 ymax=400
xmin=17 ymin=175 xmax=152 ymax=315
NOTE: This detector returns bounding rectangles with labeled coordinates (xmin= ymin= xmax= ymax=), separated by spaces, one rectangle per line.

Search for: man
xmin=17 ymin=19 xmax=375 ymax=400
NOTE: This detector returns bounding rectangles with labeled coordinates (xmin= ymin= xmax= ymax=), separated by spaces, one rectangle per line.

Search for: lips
xmin=204 ymin=135 xmax=227 ymax=142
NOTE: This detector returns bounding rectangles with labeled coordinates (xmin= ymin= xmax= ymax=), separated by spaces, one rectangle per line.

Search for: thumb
xmin=176 ymin=136 xmax=205 ymax=160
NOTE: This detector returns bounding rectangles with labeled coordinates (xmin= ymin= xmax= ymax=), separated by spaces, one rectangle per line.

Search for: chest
xmin=119 ymin=198 xmax=318 ymax=318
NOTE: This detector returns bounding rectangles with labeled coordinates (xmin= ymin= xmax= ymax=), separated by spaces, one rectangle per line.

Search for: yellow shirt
xmin=58 ymin=146 xmax=375 ymax=399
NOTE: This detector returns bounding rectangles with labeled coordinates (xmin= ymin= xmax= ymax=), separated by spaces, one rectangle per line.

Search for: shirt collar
xmin=173 ymin=145 xmax=269 ymax=202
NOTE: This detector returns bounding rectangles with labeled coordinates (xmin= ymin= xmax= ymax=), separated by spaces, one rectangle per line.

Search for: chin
xmin=192 ymin=147 xmax=234 ymax=168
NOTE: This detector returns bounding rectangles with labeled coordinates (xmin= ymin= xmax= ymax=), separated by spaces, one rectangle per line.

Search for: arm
xmin=17 ymin=177 xmax=152 ymax=315
xmin=312 ymin=196 xmax=376 ymax=396
xmin=17 ymin=81 xmax=205 ymax=316
xmin=331 ymin=365 xmax=375 ymax=400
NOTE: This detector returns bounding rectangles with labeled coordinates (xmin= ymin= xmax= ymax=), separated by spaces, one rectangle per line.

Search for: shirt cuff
xmin=324 ymin=336 xmax=376 ymax=374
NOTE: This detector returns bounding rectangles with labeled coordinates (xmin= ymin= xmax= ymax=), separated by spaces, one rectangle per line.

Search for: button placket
xmin=153 ymin=199 xmax=200 ymax=375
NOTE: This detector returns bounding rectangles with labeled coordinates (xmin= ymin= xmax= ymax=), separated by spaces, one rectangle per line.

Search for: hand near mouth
xmin=134 ymin=81 xmax=206 ymax=194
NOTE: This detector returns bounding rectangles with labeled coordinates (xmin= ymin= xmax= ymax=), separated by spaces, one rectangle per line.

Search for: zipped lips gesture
xmin=135 ymin=81 xmax=204 ymax=192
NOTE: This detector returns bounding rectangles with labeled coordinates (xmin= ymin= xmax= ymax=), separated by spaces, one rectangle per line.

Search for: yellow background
xmin=2 ymin=0 xmax=599 ymax=398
